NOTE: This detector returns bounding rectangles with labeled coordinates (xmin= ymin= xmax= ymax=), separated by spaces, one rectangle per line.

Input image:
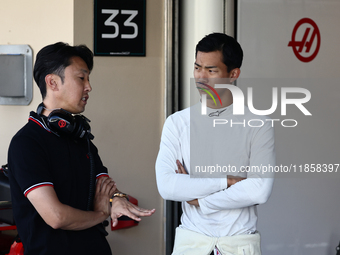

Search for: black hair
xmin=195 ymin=33 xmax=243 ymax=73
xmin=33 ymin=42 xmax=94 ymax=99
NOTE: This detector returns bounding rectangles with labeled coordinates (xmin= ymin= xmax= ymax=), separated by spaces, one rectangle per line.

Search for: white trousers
xmin=172 ymin=227 xmax=262 ymax=255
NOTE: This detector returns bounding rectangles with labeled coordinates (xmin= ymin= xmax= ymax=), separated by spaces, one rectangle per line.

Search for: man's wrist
xmin=110 ymin=192 xmax=129 ymax=202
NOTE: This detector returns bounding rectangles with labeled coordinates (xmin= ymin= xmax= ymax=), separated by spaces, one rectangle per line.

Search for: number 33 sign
xmin=94 ymin=0 xmax=146 ymax=56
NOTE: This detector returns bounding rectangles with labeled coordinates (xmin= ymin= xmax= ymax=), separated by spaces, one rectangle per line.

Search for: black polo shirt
xmin=8 ymin=111 xmax=111 ymax=255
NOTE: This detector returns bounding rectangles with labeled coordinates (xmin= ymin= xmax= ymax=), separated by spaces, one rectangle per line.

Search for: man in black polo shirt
xmin=8 ymin=42 xmax=155 ymax=255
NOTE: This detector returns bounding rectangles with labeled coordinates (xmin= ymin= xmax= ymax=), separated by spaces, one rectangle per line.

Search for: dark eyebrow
xmin=76 ymin=69 xmax=89 ymax=75
xmin=194 ymin=62 xmax=218 ymax=69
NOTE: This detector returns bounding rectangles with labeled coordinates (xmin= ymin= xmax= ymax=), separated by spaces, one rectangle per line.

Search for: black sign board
xmin=94 ymin=0 xmax=146 ymax=56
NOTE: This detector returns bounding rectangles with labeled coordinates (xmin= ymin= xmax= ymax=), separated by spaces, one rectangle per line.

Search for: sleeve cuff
xmin=96 ymin=173 xmax=109 ymax=179
xmin=24 ymin=182 xmax=54 ymax=197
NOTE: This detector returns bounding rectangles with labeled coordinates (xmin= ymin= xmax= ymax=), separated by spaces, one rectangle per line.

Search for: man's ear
xmin=45 ymin=74 xmax=59 ymax=91
xmin=229 ymin=68 xmax=241 ymax=83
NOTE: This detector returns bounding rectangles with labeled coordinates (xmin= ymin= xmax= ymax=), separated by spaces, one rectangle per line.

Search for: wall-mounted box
xmin=0 ymin=45 xmax=33 ymax=105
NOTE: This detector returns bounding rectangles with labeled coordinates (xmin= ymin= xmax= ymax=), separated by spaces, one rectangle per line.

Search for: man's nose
xmin=85 ymin=81 xmax=92 ymax=92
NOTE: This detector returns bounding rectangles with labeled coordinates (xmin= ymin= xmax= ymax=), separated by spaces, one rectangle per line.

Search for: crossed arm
xmin=175 ymin=160 xmax=245 ymax=206
xmin=28 ymin=177 xmax=155 ymax=230
xmin=160 ymin=158 xmax=273 ymax=213
xmin=155 ymin=114 xmax=275 ymax=213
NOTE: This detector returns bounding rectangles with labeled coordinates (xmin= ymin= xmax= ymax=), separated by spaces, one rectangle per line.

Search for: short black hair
xmin=195 ymin=33 xmax=243 ymax=73
xmin=33 ymin=42 xmax=94 ymax=99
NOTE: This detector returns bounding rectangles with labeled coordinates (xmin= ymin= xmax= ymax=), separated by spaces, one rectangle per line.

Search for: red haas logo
xmin=58 ymin=120 xmax=67 ymax=128
xmin=288 ymin=18 xmax=321 ymax=63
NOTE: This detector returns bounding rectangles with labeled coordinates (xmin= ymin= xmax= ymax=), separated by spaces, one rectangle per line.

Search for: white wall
xmin=0 ymin=0 xmax=73 ymax=167
xmin=237 ymin=1 xmax=340 ymax=254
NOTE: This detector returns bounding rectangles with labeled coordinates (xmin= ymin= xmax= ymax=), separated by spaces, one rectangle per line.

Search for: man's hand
xmin=227 ymin=175 xmax=246 ymax=188
xmin=93 ymin=177 xmax=117 ymax=216
xmin=175 ymin=159 xmax=188 ymax=174
xmin=186 ymin=199 xmax=199 ymax=206
xmin=175 ymin=160 xmax=199 ymax=206
xmin=110 ymin=197 xmax=156 ymax=227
